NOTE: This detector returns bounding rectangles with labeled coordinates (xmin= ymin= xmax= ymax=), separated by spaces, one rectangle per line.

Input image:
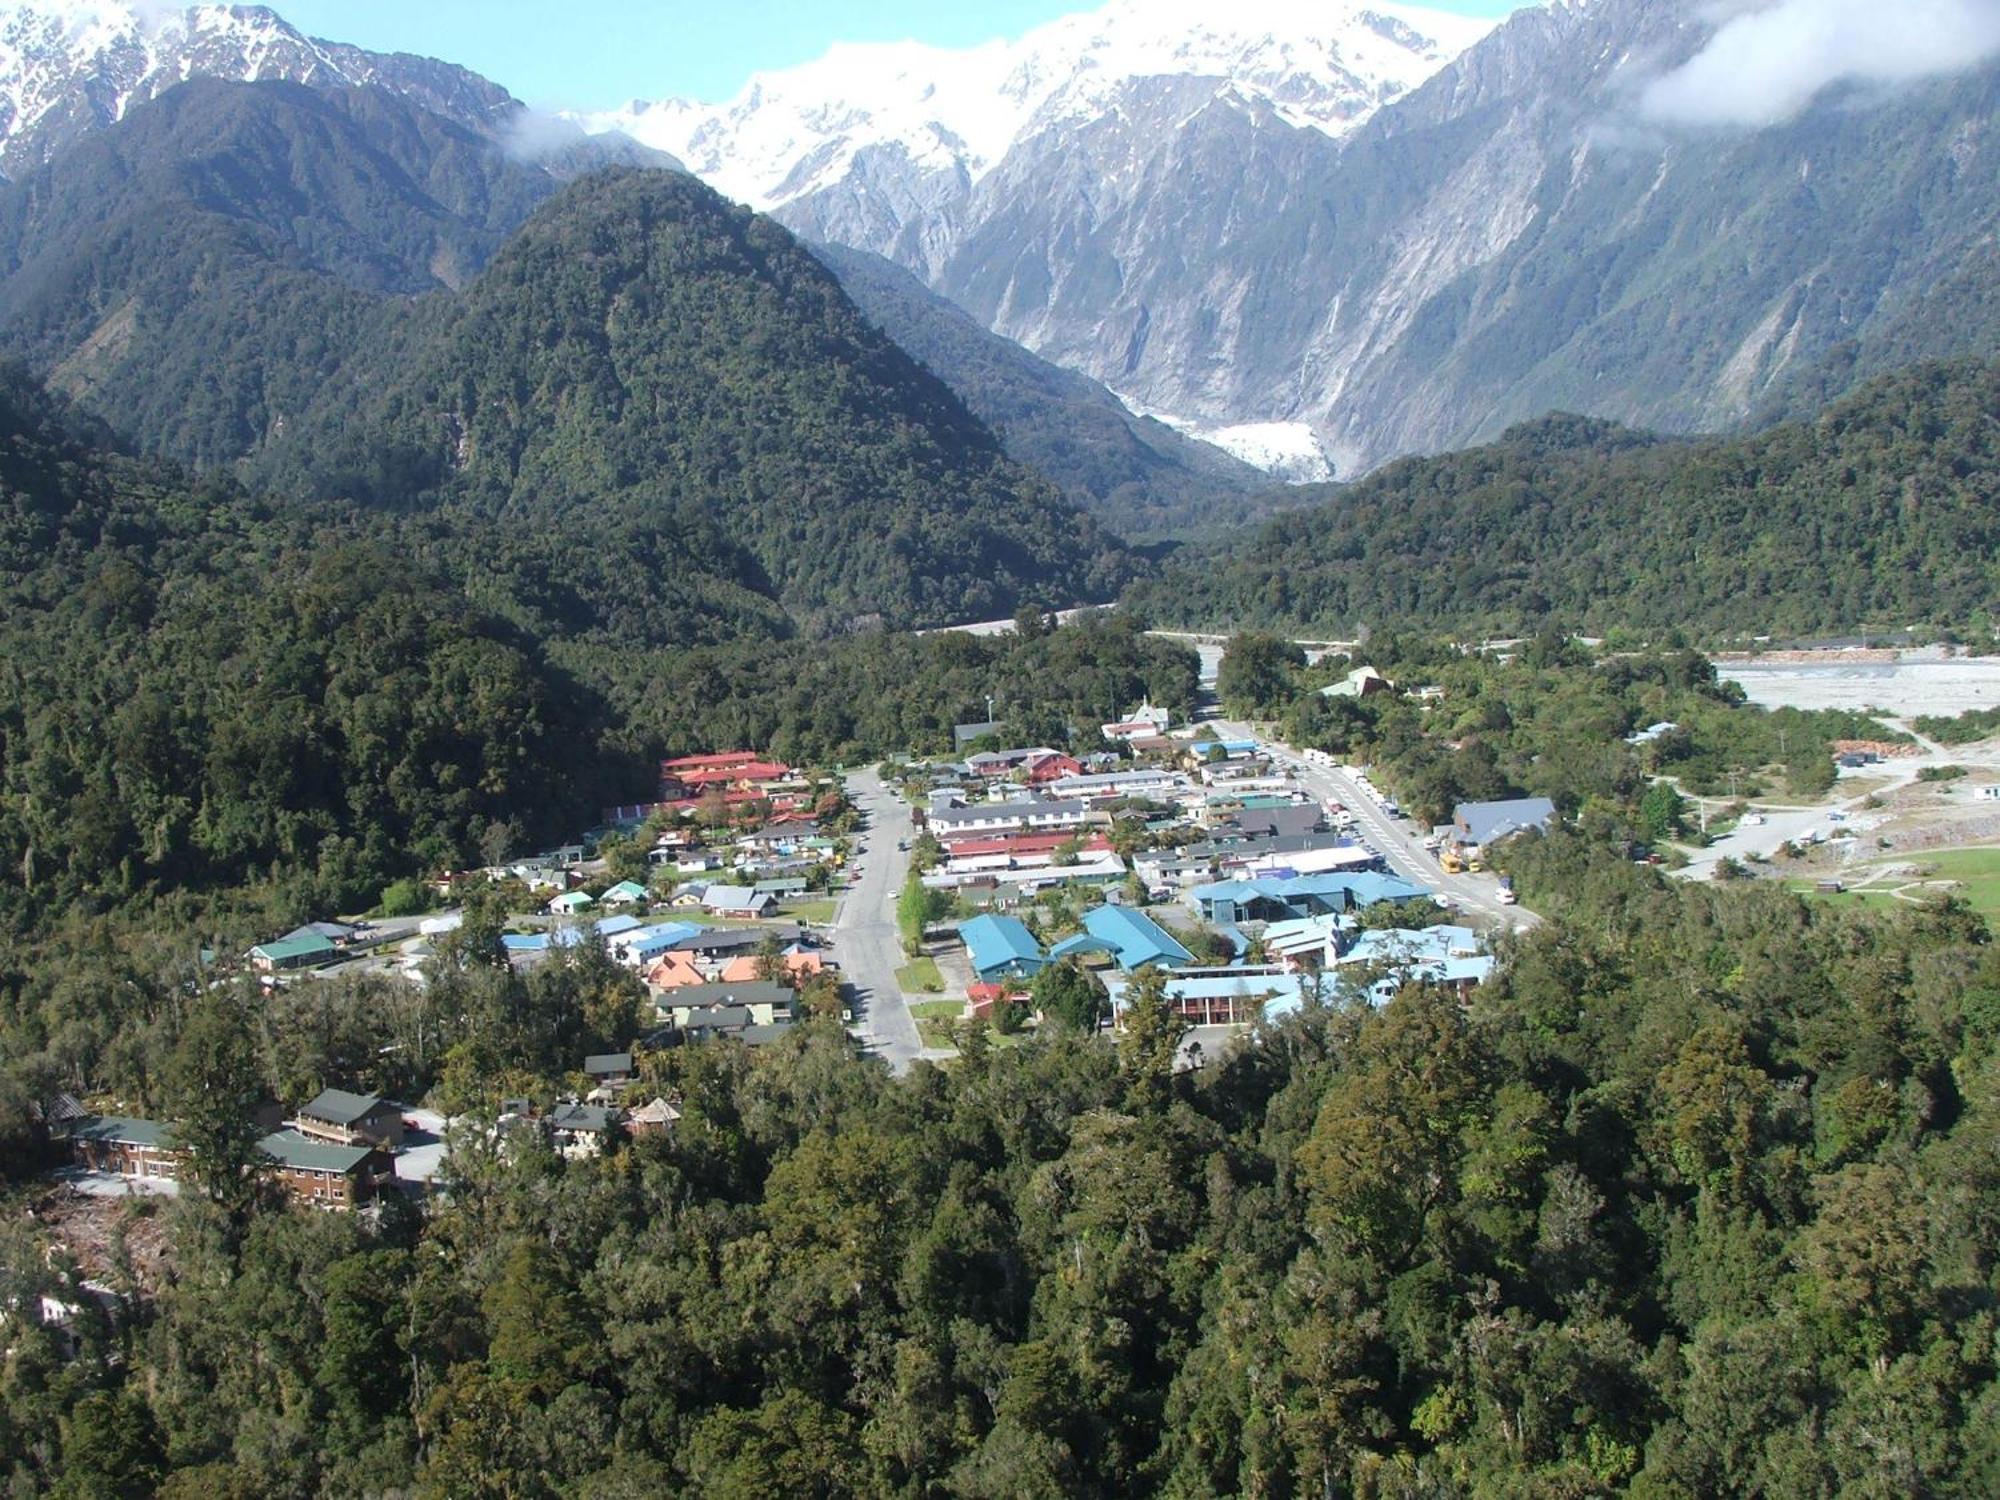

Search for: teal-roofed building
xmin=1047 ymin=905 xmax=1194 ymax=972
xmin=249 ymin=933 xmax=337 ymax=972
xmin=960 ymin=914 xmax=1047 ymax=982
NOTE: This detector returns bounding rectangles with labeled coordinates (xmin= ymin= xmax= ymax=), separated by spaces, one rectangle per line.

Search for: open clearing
xmin=1718 ymin=654 xmax=2000 ymax=717
xmin=1789 ymin=846 xmax=2000 ymax=920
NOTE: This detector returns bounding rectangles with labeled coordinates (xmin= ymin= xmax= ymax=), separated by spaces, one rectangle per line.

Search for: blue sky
xmin=278 ymin=0 xmax=1530 ymax=112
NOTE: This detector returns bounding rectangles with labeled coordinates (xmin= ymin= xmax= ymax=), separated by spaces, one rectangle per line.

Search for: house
xmin=69 ymin=1117 xmax=180 ymax=1182
xmin=1321 ymin=665 xmax=1392 ymax=699
xmin=1048 ymin=906 xmax=1195 ymax=972
xmin=964 ymin=747 xmax=1063 ymax=779
xmin=249 ymin=933 xmax=337 ymax=973
xmin=1048 ymin=768 xmax=1187 ymax=803
xmin=600 ymin=880 xmax=650 ymax=907
xmin=1104 ymin=967 xmax=1300 ymax=1026
xmin=954 ymin=720 xmax=1003 ymax=751
xmin=703 ymin=885 xmax=777 ymax=918
xmin=294 ymin=1088 xmax=404 ymax=1152
xmin=717 ymin=949 xmax=826 ymax=985
xmin=657 ymin=981 xmax=795 ymax=1028
xmin=1101 ymin=700 xmax=1173 ymax=741
xmin=1191 ymin=872 xmax=1432 ymax=925
xmin=1217 ymin=805 xmax=1324 ymax=841
xmin=548 ymin=1103 xmax=619 ymax=1159
xmin=548 ymin=890 xmax=595 ymax=916
xmin=752 ymin=878 xmax=810 ymax=901
xmin=738 ymin=819 xmax=823 ymax=853
xmin=1452 ymin=798 xmax=1558 ymax=852
xmin=645 ymin=951 xmax=709 ymax=989
xmin=960 ymin=914 xmax=1048 ymax=982
xmin=1025 ymin=752 xmax=1085 ymax=785
xmin=625 ymin=1098 xmax=682 ymax=1137
xmin=257 ymin=1131 xmax=390 ymax=1210
xmin=584 ymin=1053 xmax=635 ymax=1088
xmin=611 ymin=920 xmax=709 ymax=968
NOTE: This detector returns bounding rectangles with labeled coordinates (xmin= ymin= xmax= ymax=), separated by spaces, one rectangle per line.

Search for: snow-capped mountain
xmin=0 ymin=1 xmax=519 ymax=176
xmin=577 ymin=0 xmax=1493 ymax=477
xmin=586 ymin=0 xmax=1491 ymax=215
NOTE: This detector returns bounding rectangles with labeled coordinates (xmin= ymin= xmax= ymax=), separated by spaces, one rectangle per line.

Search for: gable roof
xmin=72 ymin=1115 xmax=175 ymax=1150
xmin=299 ymin=1088 xmax=386 ymax=1126
xmin=1453 ymin=797 xmax=1557 ymax=847
xmin=251 ymin=933 xmax=336 ymax=962
xmin=1059 ymin=905 xmax=1193 ymax=971
xmin=259 ymin=1129 xmax=374 ymax=1175
xmin=960 ymin=914 xmax=1045 ymax=972
xmin=664 ymin=980 xmax=794 ymax=1010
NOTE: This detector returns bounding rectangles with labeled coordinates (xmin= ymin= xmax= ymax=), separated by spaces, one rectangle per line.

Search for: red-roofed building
xmin=1025 ymin=752 xmax=1085 ymax=785
xmin=659 ymin=751 xmax=796 ymax=801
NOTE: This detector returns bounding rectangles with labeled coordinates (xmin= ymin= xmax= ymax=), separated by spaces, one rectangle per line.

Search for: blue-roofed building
xmin=594 ymin=914 xmax=644 ymax=938
xmin=1341 ymin=925 xmax=1484 ymax=967
xmin=609 ymin=920 xmax=709 ymax=967
xmin=1190 ymin=872 xmax=1431 ymax=925
xmin=1452 ymin=797 xmax=1557 ymax=851
xmin=960 ymin=914 xmax=1048 ymax=982
xmin=1046 ymin=905 xmax=1195 ymax=972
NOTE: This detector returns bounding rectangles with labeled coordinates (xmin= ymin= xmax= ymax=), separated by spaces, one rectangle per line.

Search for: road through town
xmin=1215 ymin=721 xmax=1539 ymax=934
xmin=836 ymin=767 xmax=926 ymax=1072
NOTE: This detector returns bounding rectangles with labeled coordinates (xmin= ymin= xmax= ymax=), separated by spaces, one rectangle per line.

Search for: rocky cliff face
xmin=590 ymin=0 xmax=2000 ymax=478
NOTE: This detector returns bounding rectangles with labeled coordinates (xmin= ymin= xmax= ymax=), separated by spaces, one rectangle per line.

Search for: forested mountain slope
xmin=0 ymin=369 xmax=622 ymax=925
xmin=252 ymin=169 xmax=1132 ymax=631
xmin=811 ymin=241 xmax=1268 ymax=540
xmin=1128 ymin=360 xmax=2000 ymax=639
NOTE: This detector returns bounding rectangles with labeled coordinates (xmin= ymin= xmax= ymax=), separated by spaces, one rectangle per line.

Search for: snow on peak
xmin=577 ymin=0 xmax=1496 ymax=210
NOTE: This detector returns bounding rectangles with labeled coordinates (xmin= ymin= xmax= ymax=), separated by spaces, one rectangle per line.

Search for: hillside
xmin=254 ymin=169 xmax=1132 ymax=631
xmin=1127 ymin=360 xmax=2000 ymax=639
xmin=0 ymin=369 xmax=619 ymax=925
xmin=811 ymin=241 xmax=1269 ymax=540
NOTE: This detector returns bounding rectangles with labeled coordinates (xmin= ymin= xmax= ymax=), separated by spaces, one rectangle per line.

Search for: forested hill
xmin=0 ymin=369 xmax=626 ymax=926
xmin=810 ymin=241 xmax=1270 ymax=541
xmin=253 ymin=169 xmax=1132 ymax=631
xmin=1128 ymin=360 xmax=2000 ymax=640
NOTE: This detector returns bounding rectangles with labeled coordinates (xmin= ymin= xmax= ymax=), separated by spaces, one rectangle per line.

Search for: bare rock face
xmin=587 ymin=0 xmax=2000 ymax=479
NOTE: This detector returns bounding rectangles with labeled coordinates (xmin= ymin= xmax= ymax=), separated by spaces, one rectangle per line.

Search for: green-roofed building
xmin=69 ymin=1115 xmax=181 ymax=1180
xmin=249 ymin=933 xmax=337 ymax=972
xmin=258 ymin=1130 xmax=390 ymax=1209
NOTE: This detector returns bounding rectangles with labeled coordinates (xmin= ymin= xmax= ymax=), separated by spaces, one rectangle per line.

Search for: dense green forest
xmin=8 ymin=843 xmax=2000 ymax=1497
xmin=251 ymin=169 xmax=1131 ymax=632
xmin=810 ymin=242 xmax=1272 ymax=540
xmin=1128 ymin=360 xmax=2000 ymax=640
xmin=1221 ymin=633 xmax=1894 ymax=832
xmin=0 ymin=369 xmax=1192 ymax=934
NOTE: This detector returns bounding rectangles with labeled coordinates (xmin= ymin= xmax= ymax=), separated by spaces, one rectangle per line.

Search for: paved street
xmin=1215 ymin=720 xmax=1539 ymax=934
xmin=836 ymin=767 xmax=927 ymax=1072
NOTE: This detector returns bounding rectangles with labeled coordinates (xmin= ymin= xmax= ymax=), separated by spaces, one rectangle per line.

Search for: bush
xmin=378 ymin=878 xmax=430 ymax=918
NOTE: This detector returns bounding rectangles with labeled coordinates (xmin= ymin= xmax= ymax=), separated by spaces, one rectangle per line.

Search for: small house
xmin=548 ymin=1103 xmax=618 ymax=1160
xmin=584 ymin=1053 xmax=635 ymax=1088
xmin=548 ymin=890 xmax=595 ymax=916
xmin=600 ymin=880 xmax=650 ymax=907
xmin=703 ymin=885 xmax=777 ymax=918
xmin=625 ymin=1098 xmax=682 ymax=1137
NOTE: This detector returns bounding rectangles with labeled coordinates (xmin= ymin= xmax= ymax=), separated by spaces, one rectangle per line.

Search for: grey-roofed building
xmin=584 ymin=1053 xmax=634 ymax=1085
xmin=658 ymin=981 xmax=794 ymax=1028
xmin=954 ymin=720 xmax=1002 ymax=750
xmin=548 ymin=1103 xmax=619 ymax=1159
xmin=673 ymin=926 xmax=801 ymax=957
xmin=295 ymin=1088 xmax=404 ymax=1151
xmin=1452 ymin=798 xmax=1558 ymax=851
xmin=927 ymin=797 xmax=1091 ymax=843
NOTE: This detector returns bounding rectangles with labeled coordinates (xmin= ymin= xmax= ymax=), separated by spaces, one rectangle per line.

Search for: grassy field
xmin=909 ymin=998 xmax=960 ymax=1049
xmin=897 ymin=958 xmax=947 ymax=995
xmin=1790 ymin=846 xmax=2000 ymax=920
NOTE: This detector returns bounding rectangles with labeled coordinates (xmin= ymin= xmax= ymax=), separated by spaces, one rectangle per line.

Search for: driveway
xmin=835 ymin=768 xmax=927 ymax=1072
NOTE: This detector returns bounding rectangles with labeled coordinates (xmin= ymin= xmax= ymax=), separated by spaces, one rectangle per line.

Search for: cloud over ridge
xmin=1640 ymin=0 xmax=2000 ymax=127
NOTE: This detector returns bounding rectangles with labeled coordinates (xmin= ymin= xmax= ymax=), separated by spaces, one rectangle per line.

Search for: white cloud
xmin=1640 ymin=0 xmax=2000 ymax=128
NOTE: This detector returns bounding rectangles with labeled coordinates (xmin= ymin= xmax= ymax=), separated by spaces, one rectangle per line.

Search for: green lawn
xmin=781 ymin=898 xmax=837 ymax=924
xmin=1790 ymin=847 xmax=2000 ymax=920
xmin=897 ymin=958 xmax=947 ymax=995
